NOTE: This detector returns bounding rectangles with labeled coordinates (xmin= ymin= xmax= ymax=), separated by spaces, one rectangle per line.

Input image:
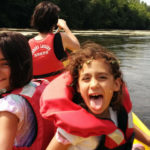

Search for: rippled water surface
xmin=77 ymin=35 xmax=150 ymax=127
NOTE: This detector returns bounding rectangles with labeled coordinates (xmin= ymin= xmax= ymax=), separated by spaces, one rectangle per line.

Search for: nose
xmin=90 ymin=78 xmax=99 ymax=89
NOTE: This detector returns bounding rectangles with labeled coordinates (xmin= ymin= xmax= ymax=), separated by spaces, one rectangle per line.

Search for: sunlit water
xmin=77 ymin=35 xmax=150 ymax=128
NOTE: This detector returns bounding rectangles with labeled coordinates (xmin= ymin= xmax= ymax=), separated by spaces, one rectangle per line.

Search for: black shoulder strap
xmin=95 ymin=106 xmax=134 ymax=150
xmin=54 ymin=32 xmax=67 ymax=60
xmin=117 ymin=105 xmax=128 ymax=135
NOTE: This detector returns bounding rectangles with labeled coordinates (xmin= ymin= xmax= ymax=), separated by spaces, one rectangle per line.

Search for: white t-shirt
xmin=0 ymin=94 xmax=36 ymax=146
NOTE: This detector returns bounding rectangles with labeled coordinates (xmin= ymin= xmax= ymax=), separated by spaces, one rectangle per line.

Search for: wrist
xmin=63 ymin=26 xmax=71 ymax=33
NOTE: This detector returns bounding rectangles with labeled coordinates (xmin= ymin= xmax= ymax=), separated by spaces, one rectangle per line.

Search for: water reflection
xmin=77 ymin=35 xmax=150 ymax=127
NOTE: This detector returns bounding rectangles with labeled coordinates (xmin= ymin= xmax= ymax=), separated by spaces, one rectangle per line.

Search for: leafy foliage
xmin=0 ymin=0 xmax=150 ymax=29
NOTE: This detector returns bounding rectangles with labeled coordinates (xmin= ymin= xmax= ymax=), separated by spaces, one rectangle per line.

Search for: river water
xmin=11 ymin=28 xmax=149 ymax=128
xmin=77 ymin=34 xmax=150 ymax=128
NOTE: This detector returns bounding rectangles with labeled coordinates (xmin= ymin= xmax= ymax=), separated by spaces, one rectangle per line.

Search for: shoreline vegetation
xmin=1 ymin=28 xmax=150 ymax=38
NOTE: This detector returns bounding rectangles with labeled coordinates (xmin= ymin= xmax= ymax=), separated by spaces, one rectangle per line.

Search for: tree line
xmin=0 ymin=0 xmax=150 ymax=30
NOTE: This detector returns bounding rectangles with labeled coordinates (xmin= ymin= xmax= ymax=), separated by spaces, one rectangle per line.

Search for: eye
xmin=3 ymin=62 xmax=9 ymax=66
xmin=98 ymin=75 xmax=108 ymax=80
xmin=0 ymin=61 xmax=9 ymax=68
xmin=82 ymin=76 xmax=90 ymax=81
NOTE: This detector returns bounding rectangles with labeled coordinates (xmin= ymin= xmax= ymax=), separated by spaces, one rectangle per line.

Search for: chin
xmin=91 ymin=109 xmax=102 ymax=115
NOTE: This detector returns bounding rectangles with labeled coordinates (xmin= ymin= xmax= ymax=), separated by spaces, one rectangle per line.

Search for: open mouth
xmin=89 ymin=94 xmax=103 ymax=99
xmin=89 ymin=94 xmax=103 ymax=111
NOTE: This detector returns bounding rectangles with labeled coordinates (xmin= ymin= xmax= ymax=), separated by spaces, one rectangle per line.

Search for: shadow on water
xmin=77 ymin=34 xmax=150 ymax=128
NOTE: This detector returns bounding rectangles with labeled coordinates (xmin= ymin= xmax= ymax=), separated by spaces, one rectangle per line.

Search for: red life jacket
xmin=29 ymin=33 xmax=64 ymax=81
xmin=3 ymin=79 xmax=55 ymax=150
xmin=40 ymin=72 xmax=134 ymax=149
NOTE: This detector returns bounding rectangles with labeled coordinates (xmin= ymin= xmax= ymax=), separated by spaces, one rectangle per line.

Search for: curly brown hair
xmin=66 ymin=41 xmax=124 ymax=111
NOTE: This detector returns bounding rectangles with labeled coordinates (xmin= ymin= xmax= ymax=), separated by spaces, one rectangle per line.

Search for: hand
xmin=57 ymin=19 xmax=68 ymax=30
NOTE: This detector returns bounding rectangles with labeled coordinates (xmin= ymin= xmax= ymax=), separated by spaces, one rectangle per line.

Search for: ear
xmin=114 ymin=78 xmax=121 ymax=92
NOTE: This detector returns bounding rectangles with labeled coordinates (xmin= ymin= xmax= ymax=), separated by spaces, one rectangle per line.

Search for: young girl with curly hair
xmin=40 ymin=42 xmax=149 ymax=150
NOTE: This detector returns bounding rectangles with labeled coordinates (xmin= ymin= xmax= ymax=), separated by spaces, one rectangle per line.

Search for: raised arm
xmin=0 ymin=111 xmax=18 ymax=150
xmin=57 ymin=19 xmax=80 ymax=51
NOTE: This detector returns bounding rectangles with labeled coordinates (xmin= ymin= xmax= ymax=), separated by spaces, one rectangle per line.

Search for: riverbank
xmin=1 ymin=28 xmax=150 ymax=37
xmin=0 ymin=28 xmax=38 ymax=39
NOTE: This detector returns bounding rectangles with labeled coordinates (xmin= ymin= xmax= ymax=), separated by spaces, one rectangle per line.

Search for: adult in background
xmin=29 ymin=1 xmax=80 ymax=81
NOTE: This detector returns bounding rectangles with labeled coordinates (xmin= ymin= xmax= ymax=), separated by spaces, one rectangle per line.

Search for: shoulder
xmin=0 ymin=94 xmax=29 ymax=121
xmin=54 ymin=32 xmax=66 ymax=60
xmin=54 ymin=32 xmax=62 ymax=42
xmin=28 ymin=37 xmax=35 ymax=43
xmin=0 ymin=94 xmax=26 ymax=105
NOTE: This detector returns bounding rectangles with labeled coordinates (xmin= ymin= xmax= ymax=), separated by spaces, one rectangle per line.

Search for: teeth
xmin=89 ymin=94 xmax=103 ymax=100
xmin=90 ymin=95 xmax=100 ymax=98
xmin=90 ymin=94 xmax=99 ymax=96
xmin=90 ymin=94 xmax=100 ymax=97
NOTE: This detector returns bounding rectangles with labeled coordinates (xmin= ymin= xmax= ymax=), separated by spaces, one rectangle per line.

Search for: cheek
xmin=5 ymin=68 xmax=11 ymax=79
xmin=3 ymin=67 xmax=11 ymax=77
xmin=106 ymin=90 xmax=114 ymax=102
xmin=77 ymin=78 xmax=84 ymax=94
xmin=103 ymin=83 xmax=115 ymax=99
xmin=7 ymin=70 xmax=11 ymax=78
xmin=77 ymin=83 xmax=87 ymax=100
xmin=78 ymin=84 xmax=85 ymax=97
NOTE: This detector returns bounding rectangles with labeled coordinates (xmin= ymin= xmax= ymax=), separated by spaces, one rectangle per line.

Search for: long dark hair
xmin=0 ymin=32 xmax=33 ymax=90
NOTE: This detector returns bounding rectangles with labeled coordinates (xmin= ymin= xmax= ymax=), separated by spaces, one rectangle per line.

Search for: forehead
xmin=79 ymin=58 xmax=111 ymax=74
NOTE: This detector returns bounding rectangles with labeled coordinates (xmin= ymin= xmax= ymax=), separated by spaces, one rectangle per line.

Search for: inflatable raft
xmin=133 ymin=112 xmax=150 ymax=150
